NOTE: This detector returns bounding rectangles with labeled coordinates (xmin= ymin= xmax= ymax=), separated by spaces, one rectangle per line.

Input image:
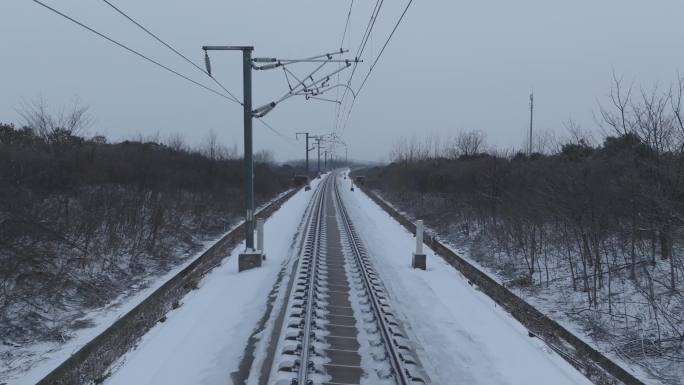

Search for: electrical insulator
xmin=204 ymin=51 xmax=212 ymax=77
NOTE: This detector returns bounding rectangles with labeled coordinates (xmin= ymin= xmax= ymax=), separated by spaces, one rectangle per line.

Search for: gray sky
xmin=2 ymin=0 xmax=683 ymax=161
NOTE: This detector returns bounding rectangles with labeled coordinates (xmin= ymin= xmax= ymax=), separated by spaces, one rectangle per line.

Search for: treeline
xmin=363 ymin=76 xmax=684 ymax=382
xmin=0 ymin=108 xmax=299 ymax=345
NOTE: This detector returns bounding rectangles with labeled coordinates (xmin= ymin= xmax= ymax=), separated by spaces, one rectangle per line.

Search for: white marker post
xmin=239 ymin=216 xmax=264 ymax=272
xmin=412 ymin=220 xmax=426 ymax=270
xmin=257 ymin=218 xmax=265 ymax=260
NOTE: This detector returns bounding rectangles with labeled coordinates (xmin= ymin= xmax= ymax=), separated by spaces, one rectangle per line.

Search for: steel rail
xmin=297 ymin=175 xmax=331 ymax=385
xmin=332 ymin=176 xmax=413 ymax=385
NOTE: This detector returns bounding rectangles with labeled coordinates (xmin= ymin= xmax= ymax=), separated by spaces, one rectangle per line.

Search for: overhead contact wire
xmin=31 ymin=0 xmax=235 ymax=102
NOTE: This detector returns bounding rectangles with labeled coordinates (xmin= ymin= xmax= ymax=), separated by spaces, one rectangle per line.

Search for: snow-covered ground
xmin=337 ymin=172 xmax=594 ymax=385
xmin=366 ymin=191 xmax=667 ymax=384
xmin=4 ymin=222 xmax=252 ymax=385
xmin=18 ymin=172 xmax=601 ymax=385
xmin=101 ymin=180 xmax=320 ymax=385
xmin=1 ymin=187 xmax=305 ymax=385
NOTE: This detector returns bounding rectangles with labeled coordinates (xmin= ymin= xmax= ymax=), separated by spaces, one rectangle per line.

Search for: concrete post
xmin=236 ymin=47 xmax=262 ymax=272
xmin=257 ymin=218 xmax=264 ymax=252
xmin=200 ymin=46 xmax=261 ymax=272
xmin=416 ymin=220 xmax=424 ymax=254
xmin=412 ymin=220 xmax=426 ymax=270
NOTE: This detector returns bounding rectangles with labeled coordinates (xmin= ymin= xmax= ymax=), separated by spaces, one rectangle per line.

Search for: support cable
xmin=99 ymin=0 xmax=241 ymax=104
xmin=31 ymin=0 xmax=235 ymax=102
xmin=356 ymin=0 xmax=384 ymax=58
xmin=33 ymin=0 xmax=332 ymax=144
xmin=340 ymin=0 xmax=414 ymax=133
xmin=256 ymin=118 xmax=298 ymax=145
xmin=356 ymin=0 xmax=413 ymax=97
xmin=340 ymin=0 xmax=355 ymax=49
xmin=336 ymin=0 xmax=384 ymax=131
xmin=335 ymin=0 xmax=355 ymax=131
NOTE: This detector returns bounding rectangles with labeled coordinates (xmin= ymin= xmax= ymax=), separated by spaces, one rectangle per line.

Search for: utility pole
xmin=324 ymin=150 xmax=328 ymax=171
xmin=243 ymin=48 xmax=255 ymax=252
xmin=201 ymin=47 xmax=358 ymax=272
xmin=202 ymin=46 xmax=259 ymax=268
xmin=296 ymin=132 xmax=311 ymax=173
xmin=312 ymin=135 xmax=325 ymax=174
xmin=529 ymin=92 xmax=534 ymax=156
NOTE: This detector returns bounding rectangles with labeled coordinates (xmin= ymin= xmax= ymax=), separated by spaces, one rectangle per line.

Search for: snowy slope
xmin=3 ymin=187 xmax=282 ymax=385
xmin=338 ymin=173 xmax=594 ymax=385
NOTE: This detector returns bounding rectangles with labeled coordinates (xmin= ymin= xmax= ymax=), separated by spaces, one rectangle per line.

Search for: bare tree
xmin=165 ymin=133 xmax=186 ymax=152
xmin=389 ymin=137 xmax=408 ymax=163
xmin=17 ymin=96 xmax=92 ymax=140
xmin=632 ymin=85 xmax=674 ymax=154
xmin=369 ymin=75 xmax=684 ymax=378
xmin=442 ymin=134 xmax=460 ymax=159
xmin=0 ymin=120 xmax=295 ymax=348
xmin=201 ymin=129 xmax=220 ymax=160
xmin=669 ymin=74 xmax=684 ymax=151
xmin=455 ymin=129 xmax=486 ymax=157
xmin=563 ymin=118 xmax=595 ymax=147
xmin=598 ymin=70 xmax=634 ymax=137
xmin=533 ymin=129 xmax=558 ymax=154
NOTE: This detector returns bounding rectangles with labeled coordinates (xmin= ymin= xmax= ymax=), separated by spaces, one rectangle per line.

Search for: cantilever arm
xmin=314 ymin=83 xmax=357 ymax=99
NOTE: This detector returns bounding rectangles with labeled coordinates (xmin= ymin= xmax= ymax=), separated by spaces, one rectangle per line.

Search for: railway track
xmin=269 ymin=172 xmax=429 ymax=385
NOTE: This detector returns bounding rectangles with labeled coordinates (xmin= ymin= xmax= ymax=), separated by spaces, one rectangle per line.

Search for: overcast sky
xmin=2 ymin=0 xmax=683 ymax=161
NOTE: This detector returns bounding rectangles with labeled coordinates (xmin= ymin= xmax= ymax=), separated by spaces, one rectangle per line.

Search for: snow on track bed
xmin=338 ymin=171 xmax=595 ymax=385
xmin=267 ymin=172 xmax=427 ymax=385
xmin=100 ymin=180 xmax=322 ymax=385
xmin=66 ymin=169 xmax=596 ymax=385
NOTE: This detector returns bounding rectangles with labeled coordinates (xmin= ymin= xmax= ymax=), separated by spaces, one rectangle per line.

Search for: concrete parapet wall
xmin=37 ymin=188 xmax=300 ymax=385
xmin=358 ymin=185 xmax=645 ymax=385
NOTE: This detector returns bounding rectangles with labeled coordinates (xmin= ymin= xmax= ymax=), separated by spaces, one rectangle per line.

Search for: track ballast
xmin=269 ymin=172 xmax=428 ymax=385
